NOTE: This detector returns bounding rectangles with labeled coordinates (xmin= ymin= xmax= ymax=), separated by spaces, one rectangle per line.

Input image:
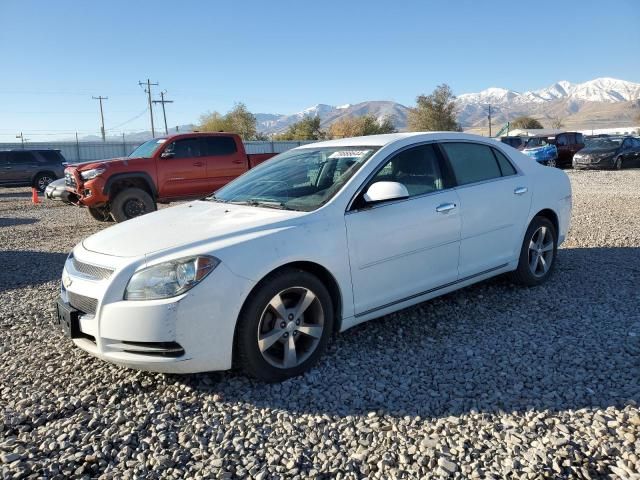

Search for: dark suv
xmin=0 ymin=149 xmax=66 ymax=192
xmin=549 ymin=132 xmax=585 ymax=168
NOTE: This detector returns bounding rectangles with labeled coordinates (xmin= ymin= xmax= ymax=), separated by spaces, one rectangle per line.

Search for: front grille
xmin=72 ymin=257 xmax=113 ymax=280
xmin=68 ymin=292 xmax=98 ymax=315
xmin=65 ymin=172 xmax=76 ymax=188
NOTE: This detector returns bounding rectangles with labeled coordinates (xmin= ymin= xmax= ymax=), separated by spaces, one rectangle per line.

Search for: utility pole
xmin=152 ymin=90 xmax=173 ymax=135
xmin=138 ymin=79 xmax=159 ymax=137
xmin=16 ymin=132 xmax=25 ymax=148
xmin=92 ymin=96 xmax=108 ymax=141
xmin=487 ymin=105 xmax=492 ymax=137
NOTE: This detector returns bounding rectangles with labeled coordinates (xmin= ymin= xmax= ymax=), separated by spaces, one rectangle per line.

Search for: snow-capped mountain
xmin=458 ymin=77 xmax=640 ymax=105
xmin=255 ymin=78 xmax=640 ymax=134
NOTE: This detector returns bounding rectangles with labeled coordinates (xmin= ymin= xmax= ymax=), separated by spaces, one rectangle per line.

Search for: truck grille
xmin=68 ymin=292 xmax=98 ymax=315
xmin=65 ymin=172 xmax=76 ymax=188
xmin=72 ymin=257 xmax=113 ymax=280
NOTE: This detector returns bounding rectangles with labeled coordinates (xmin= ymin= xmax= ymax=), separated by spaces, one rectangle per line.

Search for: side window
xmin=622 ymin=138 xmax=632 ymax=149
xmin=576 ymin=133 xmax=584 ymax=144
xmin=9 ymin=152 xmax=35 ymax=164
xmin=166 ymin=139 xmax=202 ymax=159
xmin=441 ymin=142 xmax=502 ymax=186
xmin=556 ymin=135 xmax=568 ymax=146
xmin=38 ymin=151 xmax=63 ymax=163
xmin=492 ymin=148 xmax=517 ymax=176
xmin=370 ymin=144 xmax=444 ymax=197
xmin=203 ymin=137 xmax=237 ymax=156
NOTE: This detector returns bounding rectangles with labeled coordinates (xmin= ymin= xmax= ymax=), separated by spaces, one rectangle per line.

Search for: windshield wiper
xmin=228 ymin=199 xmax=294 ymax=210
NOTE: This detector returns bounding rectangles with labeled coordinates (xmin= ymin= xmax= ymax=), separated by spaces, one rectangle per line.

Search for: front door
xmin=345 ymin=143 xmax=461 ymax=316
xmin=439 ymin=142 xmax=532 ymax=278
xmin=157 ymin=137 xmax=210 ymax=198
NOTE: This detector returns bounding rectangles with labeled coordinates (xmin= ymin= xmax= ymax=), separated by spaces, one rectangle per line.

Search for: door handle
xmin=193 ymin=161 xmax=204 ymax=167
xmin=436 ymin=203 xmax=456 ymax=213
xmin=514 ymin=187 xmax=528 ymax=195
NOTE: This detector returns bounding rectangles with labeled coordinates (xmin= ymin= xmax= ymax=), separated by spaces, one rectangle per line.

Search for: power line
xmin=152 ymin=90 xmax=174 ymax=135
xmin=105 ymin=108 xmax=149 ymax=131
xmin=138 ymin=79 xmax=159 ymax=137
xmin=92 ymin=96 xmax=108 ymax=142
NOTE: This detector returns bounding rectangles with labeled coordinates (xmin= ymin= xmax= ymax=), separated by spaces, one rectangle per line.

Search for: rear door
xmin=6 ymin=151 xmax=38 ymax=184
xmin=157 ymin=137 xmax=209 ymax=198
xmin=201 ymin=136 xmax=247 ymax=192
xmin=345 ymin=143 xmax=461 ymax=315
xmin=439 ymin=142 xmax=532 ymax=278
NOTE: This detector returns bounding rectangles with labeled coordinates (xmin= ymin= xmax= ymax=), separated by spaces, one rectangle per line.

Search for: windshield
xmin=211 ymin=146 xmax=378 ymax=211
xmin=128 ymin=138 xmax=167 ymax=158
xmin=585 ymin=137 xmax=623 ymax=148
xmin=524 ymin=138 xmax=549 ymax=149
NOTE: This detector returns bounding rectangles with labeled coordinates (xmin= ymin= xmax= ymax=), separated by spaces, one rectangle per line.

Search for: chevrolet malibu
xmin=57 ymin=132 xmax=572 ymax=381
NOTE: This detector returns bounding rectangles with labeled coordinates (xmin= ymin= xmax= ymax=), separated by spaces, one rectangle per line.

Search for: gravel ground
xmin=1 ymin=170 xmax=640 ymax=479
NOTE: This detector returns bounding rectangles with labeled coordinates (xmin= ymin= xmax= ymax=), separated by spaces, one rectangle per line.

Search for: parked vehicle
xmin=56 ymin=132 xmax=572 ymax=381
xmin=63 ymin=133 xmax=277 ymax=222
xmin=521 ymin=137 xmax=559 ymax=166
xmin=45 ymin=178 xmax=72 ymax=202
xmin=573 ymin=136 xmax=640 ymax=169
xmin=548 ymin=132 xmax=585 ymax=168
xmin=0 ymin=149 xmax=66 ymax=192
xmin=499 ymin=136 xmax=527 ymax=150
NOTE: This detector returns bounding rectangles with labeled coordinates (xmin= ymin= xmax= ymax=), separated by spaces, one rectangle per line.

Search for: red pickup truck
xmin=64 ymin=133 xmax=276 ymax=222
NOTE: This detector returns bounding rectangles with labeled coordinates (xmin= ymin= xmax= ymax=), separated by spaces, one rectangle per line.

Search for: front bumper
xmin=57 ymin=245 xmax=255 ymax=373
xmin=573 ymin=156 xmax=615 ymax=169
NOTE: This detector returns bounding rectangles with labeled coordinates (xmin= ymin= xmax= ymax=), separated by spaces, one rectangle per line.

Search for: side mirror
xmin=363 ymin=181 xmax=409 ymax=204
xmin=160 ymin=151 xmax=174 ymax=159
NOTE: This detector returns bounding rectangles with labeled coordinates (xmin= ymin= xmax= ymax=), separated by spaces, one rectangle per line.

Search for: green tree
xmin=275 ymin=115 xmax=325 ymax=140
xmin=510 ymin=116 xmax=544 ymax=130
xmin=198 ymin=102 xmax=258 ymax=140
xmin=328 ymin=114 xmax=396 ymax=138
xmin=407 ymin=84 xmax=461 ymax=132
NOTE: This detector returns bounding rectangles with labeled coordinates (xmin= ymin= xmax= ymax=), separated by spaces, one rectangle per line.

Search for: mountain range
xmin=255 ymin=77 xmax=640 ymax=135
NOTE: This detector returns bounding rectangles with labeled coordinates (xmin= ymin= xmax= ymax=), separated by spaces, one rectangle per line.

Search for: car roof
xmin=296 ymin=132 xmax=498 ymax=149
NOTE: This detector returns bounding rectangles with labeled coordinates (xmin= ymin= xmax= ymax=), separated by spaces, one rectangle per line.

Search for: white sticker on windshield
xmin=328 ymin=150 xmax=371 ymax=158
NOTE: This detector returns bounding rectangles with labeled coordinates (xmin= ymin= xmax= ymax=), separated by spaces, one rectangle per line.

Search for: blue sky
xmin=0 ymin=0 xmax=638 ymax=139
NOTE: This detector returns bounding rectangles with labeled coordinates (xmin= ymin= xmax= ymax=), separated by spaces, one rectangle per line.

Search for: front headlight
xmin=80 ymin=168 xmax=106 ymax=180
xmin=125 ymin=255 xmax=220 ymax=300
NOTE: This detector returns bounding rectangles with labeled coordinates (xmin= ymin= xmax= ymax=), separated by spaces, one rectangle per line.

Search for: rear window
xmin=441 ymin=142 xmax=502 ymax=186
xmin=493 ymin=149 xmax=517 ymax=176
xmin=203 ymin=136 xmax=237 ymax=156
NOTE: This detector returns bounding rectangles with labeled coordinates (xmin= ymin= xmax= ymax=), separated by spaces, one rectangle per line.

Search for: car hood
xmin=68 ymin=157 xmax=138 ymax=171
xmin=577 ymin=147 xmax=618 ymax=155
xmin=82 ymin=201 xmax=305 ymax=258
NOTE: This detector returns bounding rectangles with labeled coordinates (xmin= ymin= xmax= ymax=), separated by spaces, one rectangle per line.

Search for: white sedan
xmin=56 ymin=132 xmax=571 ymax=381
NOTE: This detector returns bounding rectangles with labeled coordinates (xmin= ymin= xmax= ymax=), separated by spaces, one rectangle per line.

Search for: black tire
xmin=509 ymin=216 xmax=557 ymax=287
xmin=110 ymin=188 xmax=156 ymax=222
xmin=33 ymin=172 xmax=56 ymax=193
xmin=236 ymin=268 xmax=334 ymax=382
xmin=88 ymin=206 xmax=114 ymax=222
xmin=614 ymin=157 xmax=623 ymax=170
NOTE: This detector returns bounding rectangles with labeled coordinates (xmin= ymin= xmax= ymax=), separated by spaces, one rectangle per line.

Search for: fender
xmin=103 ymin=172 xmax=157 ymax=198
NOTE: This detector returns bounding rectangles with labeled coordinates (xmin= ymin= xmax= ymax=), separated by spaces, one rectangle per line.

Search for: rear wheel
xmin=236 ymin=268 xmax=334 ymax=382
xmin=546 ymin=158 xmax=557 ymax=168
xmin=110 ymin=188 xmax=156 ymax=222
xmin=88 ymin=206 xmax=114 ymax=222
xmin=509 ymin=216 xmax=557 ymax=286
xmin=33 ymin=172 xmax=55 ymax=193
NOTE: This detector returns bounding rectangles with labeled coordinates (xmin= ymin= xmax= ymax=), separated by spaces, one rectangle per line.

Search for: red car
xmin=64 ymin=133 xmax=276 ymax=222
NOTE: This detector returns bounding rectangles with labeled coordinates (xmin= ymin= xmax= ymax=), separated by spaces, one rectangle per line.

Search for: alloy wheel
xmin=37 ymin=176 xmax=53 ymax=191
xmin=528 ymin=226 xmax=554 ymax=277
xmin=257 ymin=287 xmax=325 ymax=369
xmin=547 ymin=158 xmax=556 ymax=168
xmin=123 ymin=199 xmax=147 ymax=218
xmin=615 ymin=157 xmax=622 ymax=170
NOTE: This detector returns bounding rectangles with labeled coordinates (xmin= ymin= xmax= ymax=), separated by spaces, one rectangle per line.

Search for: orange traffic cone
xmin=31 ymin=187 xmax=40 ymax=204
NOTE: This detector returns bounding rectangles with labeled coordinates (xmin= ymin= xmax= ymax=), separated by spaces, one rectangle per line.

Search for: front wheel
xmin=546 ymin=158 xmax=557 ymax=168
xmin=236 ymin=269 xmax=334 ymax=382
xmin=509 ymin=216 xmax=557 ymax=286
xmin=110 ymin=188 xmax=156 ymax=222
xmin=614 ymin=157 xmax=623 ymax=170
